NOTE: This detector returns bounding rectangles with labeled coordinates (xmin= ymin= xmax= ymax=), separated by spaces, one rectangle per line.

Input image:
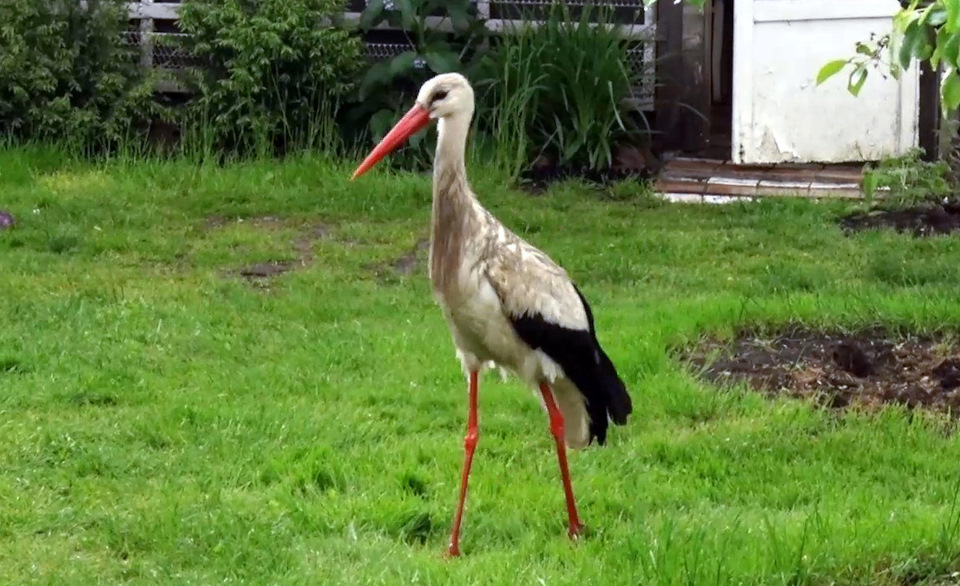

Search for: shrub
xmin=476 ymin=4 xmax=646 ymax=174
xmin=175 ymin=0 xmax=366 ymax=157
xmin=346 ymin=0 xmax=489 ymax=171
xmin=0 ymin=0 xmax=156 ymax=150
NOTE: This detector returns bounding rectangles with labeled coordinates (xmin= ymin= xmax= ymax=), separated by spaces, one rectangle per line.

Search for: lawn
xmin=2 ymin=145 xmax=960 ymax=585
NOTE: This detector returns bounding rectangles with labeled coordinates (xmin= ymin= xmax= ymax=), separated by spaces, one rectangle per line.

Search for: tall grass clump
xmin=0 ymin=0 xmax=157 ymax=153
xmin=474 ymin=32 xmax=547 ymax=180
xmin=175 ymin=0 xmax=366 ymax=159
xmin=476 ymin=3 xmax=646 ymax=177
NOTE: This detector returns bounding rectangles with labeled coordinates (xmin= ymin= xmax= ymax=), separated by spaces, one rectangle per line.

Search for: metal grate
xmin=365 ymin=42 xmax=414 ymax=62
xmin=627 ymin=43 xmax=656 ymax=107
xmin=152 ymin=33 xmax=200 ymax=69
xmin=122 ymin=30 xmax=141 ymax=48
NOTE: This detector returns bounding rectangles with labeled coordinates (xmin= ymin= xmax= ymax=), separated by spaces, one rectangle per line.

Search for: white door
xmin=732 ymin=0 xmax=919 ymax=164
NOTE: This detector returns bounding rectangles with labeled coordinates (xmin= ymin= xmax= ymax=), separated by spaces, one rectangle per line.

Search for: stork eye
xmin=432 ymin=90 xmax=448 ymax=103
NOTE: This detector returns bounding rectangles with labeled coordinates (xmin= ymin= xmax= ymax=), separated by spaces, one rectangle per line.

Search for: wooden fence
xmin=124 ymin=0 xmax=658 ymax=109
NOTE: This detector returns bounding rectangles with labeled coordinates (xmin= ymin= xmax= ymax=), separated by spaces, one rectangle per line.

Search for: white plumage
xmin=352 ymin=72 xmax=632 ymax=556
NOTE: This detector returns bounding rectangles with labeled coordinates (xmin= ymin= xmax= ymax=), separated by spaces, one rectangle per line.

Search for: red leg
xmin=448 ymin=370 xmax=479 ymax=557
xmin=539 ymin=382 xmax=584 ymax=539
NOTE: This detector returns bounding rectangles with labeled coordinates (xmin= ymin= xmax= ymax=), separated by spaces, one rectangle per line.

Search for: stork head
xmin=351 ymin=73 xmax=474 ymax=180
xmin=417 ymin=72 xmax=475 ymax=120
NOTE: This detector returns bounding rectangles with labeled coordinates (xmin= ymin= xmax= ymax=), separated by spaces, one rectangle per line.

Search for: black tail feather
xmin=507 ymin=284 xmax=632 ymax=447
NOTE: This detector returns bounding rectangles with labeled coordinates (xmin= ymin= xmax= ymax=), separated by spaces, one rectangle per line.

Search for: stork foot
xmin=446 ymin=544 xmax=461 ymax=558
xmin=568 ymin=521 xmax=586 ymax=541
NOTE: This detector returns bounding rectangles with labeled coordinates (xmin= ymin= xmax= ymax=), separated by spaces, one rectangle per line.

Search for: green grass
xmin=2 ymin=144 xmax=960 ymax=585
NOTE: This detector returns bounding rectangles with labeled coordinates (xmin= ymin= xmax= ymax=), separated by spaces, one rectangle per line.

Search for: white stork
xmin=351 ymin=72 xmax=632 ymax=556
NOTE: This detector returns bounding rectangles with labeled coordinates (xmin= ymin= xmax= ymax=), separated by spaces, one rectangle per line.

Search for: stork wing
xmin=482 ymin=235 xmax=589 ymax=332
xmin=482 ymin=226 xmax=633 ymax=447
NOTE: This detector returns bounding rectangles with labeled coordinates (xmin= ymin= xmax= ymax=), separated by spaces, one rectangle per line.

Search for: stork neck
xmin=429 ymin=112 xmax=476 ymax=295
xmin=434 ymin=113 xmax=470 ymax=177
xmin=431 ymin=112 xmax=475 ymax=227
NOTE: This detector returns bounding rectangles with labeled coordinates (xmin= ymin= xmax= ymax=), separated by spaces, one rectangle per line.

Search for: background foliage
xmin=345 ymin=0 xmax=489 ymax=171
xmin=0 ymin=0 xmax=156 ymax=150
xmin=175 ymin=0 xmax=366 ymax=157
xmin=476 ymin=3 xmax=645 ymax=175
xmin=0 ymin=0 xmax=665 ymax=175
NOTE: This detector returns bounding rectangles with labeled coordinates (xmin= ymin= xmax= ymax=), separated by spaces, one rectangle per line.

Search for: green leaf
xmin=947 ymin=0 xmax=960 ymax=31
xmin=942 ymin=69 xmax=960 ymax=110
xmin=388 ymin=51 xmax=418 ymax=76
xmin=394 ymin=0 xmax=416 ymax=31
xmin=921 ymin=5 xmax=947 ymax=27
xmin=359 ymin=0 xmax=385 ymax=30
xmin=422 ymin=50 xmax=459 ymax=74
xmin=359 ymin=61 xmax=392 ymax=100
xmin=861 ymin=171 xmax=879 ymax=202
xmin=847 ymin=65 xmax=868 ymax=96
xmin=448 ymin=1 xmax=470 ymax=32
xmin=940 ymin=29 xmax=960 ymax=69
xmin=900 ymin=20 xmax=932 ymax=69
xmin=816 ymin=59 xmax=848 ymax=85
xmin=894 ymin=7 xmax=921 ymax=33
xmin=369 ymin=108 xmax=399 ymax=141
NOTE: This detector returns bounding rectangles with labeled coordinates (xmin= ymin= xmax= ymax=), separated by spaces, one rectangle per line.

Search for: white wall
xmin=733 ymin=0 xmax=919 ymax=164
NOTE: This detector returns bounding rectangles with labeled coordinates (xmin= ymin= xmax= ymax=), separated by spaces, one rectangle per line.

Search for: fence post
xmin=139 ymin=0 xmax=154 ymax=70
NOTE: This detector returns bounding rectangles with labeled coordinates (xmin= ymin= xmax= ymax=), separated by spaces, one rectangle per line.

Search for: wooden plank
xmin=127 ymin=2 xmax=179 ymax=20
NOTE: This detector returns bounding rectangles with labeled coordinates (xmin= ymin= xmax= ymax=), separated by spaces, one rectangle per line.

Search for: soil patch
xmin=391 ymin=238 xmax=430 ymax=275
xmin=364 ymin=238 xmax=429 ymax=282
xmin=839 ymin=199 xmax=960 ymax=237
xmin=292 ymin=223 xmax=330 ymax=259
xmin=238 ymin=260 xmax=301 ymax=279
xmin=684 ymin=327 xmax=960 ymax=414
xmin=208 ymin=217 xmax=332 ymax=287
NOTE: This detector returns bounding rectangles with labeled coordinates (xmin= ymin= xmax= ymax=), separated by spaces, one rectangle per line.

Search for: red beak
xmin=351 ymin=104 xmax=431 ymax=180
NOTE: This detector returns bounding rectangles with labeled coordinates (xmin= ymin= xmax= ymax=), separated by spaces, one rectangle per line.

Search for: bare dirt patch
xmin=205 ymin=216 xmax=332 ymax=287
xmin=839 ymin=199 xmax=960 ymax=237
xmin=390 ymin=238 xmax=430 ymax=276
xmin=685 ymin=327 xmax=960 ymax=414
xmin=364 ymin=238 xmax=430 ymax=283
xmin=238 ymin=260 xmax=301 ymax=279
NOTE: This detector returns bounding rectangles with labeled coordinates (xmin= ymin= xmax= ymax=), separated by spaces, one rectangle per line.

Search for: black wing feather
xmin=506 ymin=284 xmax=632 ymax=445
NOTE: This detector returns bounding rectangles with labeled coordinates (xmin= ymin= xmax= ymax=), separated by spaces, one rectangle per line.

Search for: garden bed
xmin=685 ymin=327 xmax=960 ymax=414
xmin=839 ymin=198 xmax=960 ymax=237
